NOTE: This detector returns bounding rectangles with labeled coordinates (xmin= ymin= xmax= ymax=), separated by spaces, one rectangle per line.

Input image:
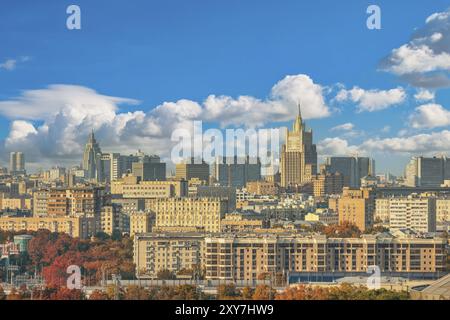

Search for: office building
xmin=132 ymin=156 xmax=166 ymax=181
xmin=324 ymin=156 xmax=375 ymax=188
xmin=175 ymin=158 xmax=210 ymax=183
xmin=9 ymin=152 xmax=25 ymax=175
xmin=214 ymin=156 xmax=261 ymax=188
xmin=405 ymin=156 xmax=450 ymax=187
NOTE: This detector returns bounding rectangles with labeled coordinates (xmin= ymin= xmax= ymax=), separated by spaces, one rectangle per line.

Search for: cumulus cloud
xmin=409 ymin=103 xmax=450 ymax=129
xmin=318 ymin=129 xmax=450 ymax=159
xmin=414 ymin=89 xmax=435 ymax=102
xmin=361 ymin=130 xmax=450 ymax=155
xmin=380 ymin=9 xmax=450 ymax=88
xmin=335 ymin=86 xmax=406 ymax=112
xmin=0 ymin=74 xmax=331 ymax=167
xmin=317 ymin=137 xmax=360 ymax=157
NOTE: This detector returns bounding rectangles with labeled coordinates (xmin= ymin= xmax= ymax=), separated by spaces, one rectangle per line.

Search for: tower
xmin=82 ymin=130 xmax=102 ymax=181
xmin=280 ymin=103 xmax=317 ymax=187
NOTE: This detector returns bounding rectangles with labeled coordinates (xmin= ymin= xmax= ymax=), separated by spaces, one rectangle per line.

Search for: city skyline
xmin=1 ymin=1 xmax=450 ymax=176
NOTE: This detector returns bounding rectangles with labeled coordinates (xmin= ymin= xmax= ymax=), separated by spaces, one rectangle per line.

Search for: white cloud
xmin=380 ymin=9 xmax=450 ymax=88
xmin=330 ymin=123 xmax=354 ymax=132
xmin=0 ymin=56 xmax=30 ymax=71
xmin=335 ymin=86 xmax=406 ymax=112
xmin=0 ymin=59 xmax=17 ymax=71
xmin=414 ymin=89 xmax=435 ymax=102
xmin=319 ymin=129 xmax=450 ymax=158
xmin=317 ymin=137 xmax=360 ymax=157
xmin=361 ymin=130 xmax=450 ymax=154
xmin=409 ymin=103 xmax=450 ymax=129
xmin=0 ymin=74 xmax=331 ymax=166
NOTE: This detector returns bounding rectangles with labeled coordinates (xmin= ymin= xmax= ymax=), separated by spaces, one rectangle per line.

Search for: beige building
xmin=147 ymin=197 xmax=228 ymax=233
xmin=375 ymin=198 xmax=391 ymax=223
xmin=304 ymin=211 xmax=339 ymax=225
xmin=280 ymin=106 xmax=317 ymax=188
xmin=436 ymin=198 xmax=450 ymax=223
xmin=389 ymin=196 xmax=436 ymax=233
xmin=338 ymin=187 xmax=375 ymax=231
xmin=130 ymin=211 xmax=153 ymax=236
xmin=35 ymin=187 xmax=103 ymax=217
xmin=33 ymin=189 xmax=49 ymax=217
xmin=0 ymin=196 xmax=32 ymax=210
xmin=100 ymin=205 xmax=129 ymax=236
xmin=0 ymin=216 xmax=96 ymax=239
xmin=311 ymin=172 xmax=344 ymax=198
xmin=134 ymin=233 xmax=204 ymax=278
xmin=220 ymin=213 xmax=265 ymax=233
xmin=134 ymin=233 xmax=446 ymax=281
xmin=111 ymin=177 xmax=187 ymax=198
xmin=246 ymin=181 xmax=279 ymax=196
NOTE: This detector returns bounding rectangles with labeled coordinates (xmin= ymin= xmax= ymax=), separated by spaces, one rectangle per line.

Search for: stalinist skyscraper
xmin=83 ymin=130 xmax=102 ymax=181
xmin=280 ymin=104 xmax=317 ymax=188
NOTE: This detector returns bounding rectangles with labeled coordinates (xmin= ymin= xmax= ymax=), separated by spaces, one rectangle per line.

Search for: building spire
xmin=293 ymin=101 xmax=303 ymax=133
xmin=298 ymin=101 xmax=302 ymax=120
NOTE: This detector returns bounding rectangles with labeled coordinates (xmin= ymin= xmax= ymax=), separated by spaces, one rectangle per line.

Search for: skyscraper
xmin=9 ymin=152 xmax=25 ymax=175
xmin=324 ymin=156 xmax=375 ymax=188
xmin=82 ymin=130 xmax=102 ymax=181
xmin=405 ymin=156 xmax=450 ymax=187
xmin=214 ymin=156 xmax=261 ymax=188
xmin=280 ymin=105 xmax=317 ymax=187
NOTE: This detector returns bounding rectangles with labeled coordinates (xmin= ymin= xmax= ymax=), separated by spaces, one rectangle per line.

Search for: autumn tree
xmin=217 ymin=283 xmax=240 ymax=300
xmin=89 ymin=290 xmax=109 ymax=300
xmin=252 ymin=285 xmax=276 ymax=300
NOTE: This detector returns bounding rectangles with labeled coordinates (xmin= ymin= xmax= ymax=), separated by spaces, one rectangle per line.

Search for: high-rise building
xmin=280 ymin=105 xmax=317 ymax=187
xmin=175 ymin=158 xmax=210 ymax=183
xmin=132 ymin=155 xmax=166 ymax=181
xmin=82 ymin=131 xmax=102 ymax=181
xmin=311 ymin=172 xmax=344 ymax=198
xmin=405 ymin=156 xmax=450 ymax=187
xmin=388 ymin=196 xmax=436 ymax=233
xmin=324 ymin=156 xmax=375 ymax=188
xmin=338 ymin=187 xmax=375 ymax=231
xmin=9 ymin=152 xmax=25 ymax=175
xmin=214 ymin=156 xmax=261 ymax=188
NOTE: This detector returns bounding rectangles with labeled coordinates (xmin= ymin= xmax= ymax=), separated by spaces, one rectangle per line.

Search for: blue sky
xmin=0 ymin=0 xmax=450 ymax=175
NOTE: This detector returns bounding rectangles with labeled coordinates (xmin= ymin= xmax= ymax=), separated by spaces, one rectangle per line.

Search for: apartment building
xmin=111 ymin=177 xmax=187 ymax=198
xmin=36 ymin=187 xmax=103 ymax=217
xmin=134 ymin=233 xmax=204 ymax=278
xmin=338 ymin=187 xmax=375 ymax=231
xmin=147 ymin=197 xmax=228 ymax=233
xmin=0 ymin=216 xmax=96 ymax=239
xmin=389 ymin=196 xmax=436 ymax=233
xmin=129 ymin=211 xmax=153 ymax=236
xmin=134 ymin=233 xmax=446 ymax=281
xmin=100 ymin=205 xmax=129 ymax=236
